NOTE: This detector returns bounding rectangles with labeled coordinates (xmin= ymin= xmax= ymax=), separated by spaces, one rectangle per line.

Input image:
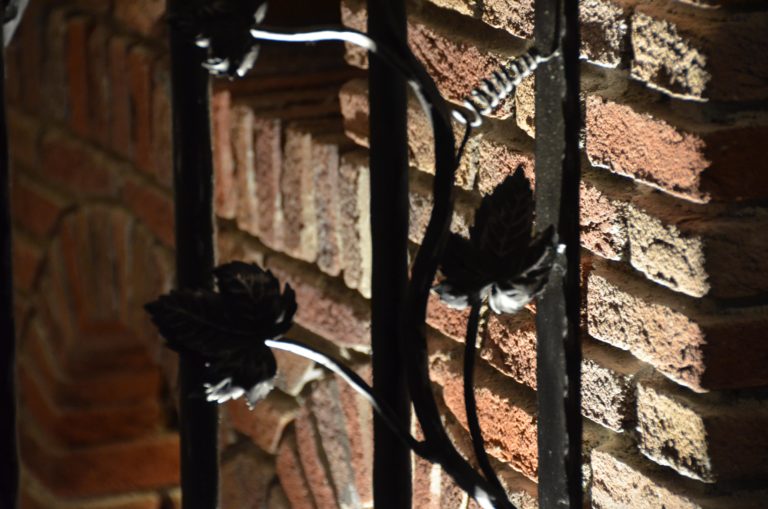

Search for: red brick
xmin=151 ymin=62 xmax=173 ymax=188
xmin=225 ymin=391 xmax=298 ymax=454
xmin=13 ymin=236 xmax=43 ymax=292
xmin=20 ymin=482 xmax=163 ymax=509
xmin=18 ymin=0 xmax=43 ymax=112
xmin=480 ymin=309 xmax=537 ymax=390
xmin=220 ymin=447 xmax=275 ymax=509
xmin=121 ymin=178 xmax=174 ymax=247
xmin=586 ymin=95 xmax=768 ymax=203
xmin=294 ymin=409 xmax=337 ymax=509
xmin=12 ymin=175 xmax=68 ymax=239
xmin=8 ymin=108 xmax=42 ymax=169
xmin=66 ymin=15 xmax=92 ymax=137
xmin=213 ymin=91 xmax=236 ymax=219
xmin=114 ymin=0 xmax=165 ymax=36
xmin=253 ymin=117 xmax=284 ymax=250
xmin=429 ymin=334 xmax=538 ymax=480
xmin=631 ymin=3 xmax=768 ymax=102
xmin=426 ymin=292 xmax=471 ymax=342
xmin=273 ymin=348 xmax=321 ymax=397
xmin=109 ymin=36 xmax=133 ymax=159
xmin=276 ymin=432 xmax=315 ymax=509
xmin=587 ymin=260 xmax=768 ymax=392
xmin=312 ymin=137 xmax=344 ymax=277
xmin=86 ymin=23 xmax=112 ymax=147
xmin=267 ymin=255 xmax=371 ymax=350
xmin=18 ymin=364 xmax=164 ymax=447
xmin=337 ymin=371 xmax=373 ymax=507
xmin=20 ymin=427 xmax=180 ymax=498
xmin=43 ymin=8 xmax=71 ymax=122
xmin=310 ymin=379 xmax=363 ymax=508
xmin=128 ymin=46 xmax=155 ymax=175
xmin=41 ymin=132 xmax=120 ymax=198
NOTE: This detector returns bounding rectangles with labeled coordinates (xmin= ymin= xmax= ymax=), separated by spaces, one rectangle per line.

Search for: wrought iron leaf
xmin=145 ymin=261 xmax=295 ymax=406
xmin=170 ymin=0 xmax=268 ymax=78
xmin=435 ymin=168 xmax=557 ymax=313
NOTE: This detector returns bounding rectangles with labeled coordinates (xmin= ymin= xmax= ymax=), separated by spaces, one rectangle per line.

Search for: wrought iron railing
xmin=0 ymin=0 xmax=581 ymax=507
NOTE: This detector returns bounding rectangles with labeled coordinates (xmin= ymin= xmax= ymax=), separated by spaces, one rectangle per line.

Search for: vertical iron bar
xmin=0 ymin=4 xmax=19 ymax=507
xmin=367 ymin=0 xmax=412 ymax=506
xmin=533 ymin=0 xmax=582 ymax=507
xmin=168 ymin=3 xmax=218 ymax=508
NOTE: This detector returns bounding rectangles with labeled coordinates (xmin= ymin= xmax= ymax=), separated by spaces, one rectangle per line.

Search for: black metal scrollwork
xmin=148 ymin=2 xmax=564 ymax=508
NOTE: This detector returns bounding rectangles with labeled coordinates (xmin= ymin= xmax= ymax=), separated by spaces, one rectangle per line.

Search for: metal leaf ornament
xmin=145 ymin=262 xmax=296 ymax=408
xmin=171 ymin=0 xmax=268 ymax=78
xmin=435 ymin=168 xmax=557 ymax=314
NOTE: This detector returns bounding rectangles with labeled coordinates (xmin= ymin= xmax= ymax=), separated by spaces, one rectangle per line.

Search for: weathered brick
xmin=273 ymin=349 xmax=322 ymax=397
xmin=429 ymin=336 xmax=538 ymax=479
xmin=66 ymin=15 xmax=91 ymax=137
xmin=426 ymin=292 xmax=472 ymax=342
xmin=128 ymin=45 xmax=155 ymax=175
xmin=587 ymin=261 xmax=768 ymax=391
xmin=276 ymin=432 xmax=315 ymax=509
xmin=581 ymin=340 xmax=643 ymax=432
xmin=337 ymin=370 xmax=373 ymax=507
xmin=13 ymin=236 xmax=43 ymax=293
xmin=41 ymin=132 xmax=121 ymax=198
xmin=591 ymin=436 xmax=768 ymax=509
xmin=114 ymin=0 xmax=165 ymax=36
xmin=11 ymin=175 xmax=68 ymax=239
xmin=17 ymin=364 xmax=163 ymax=448
xmin=43 ymin=8 xmax=71 ymax=122
xmin=294 ymin=409 xmax=338 ymax=509
xmin=631 ymin=3 xmax=768 ymax=101
xmin=580 ymin=170 xmax=630 ymax=261
xmin=338 ymin=78 xmax=478 ymax=190
xmin=121 ymin=178 xmax=174 ymax=248
xmin=230 ymin=105 xmax=259 ymax=237
xmin=20 ymin=426 xmax=179 ymax=498
xmin=338 ymin=151 xmax=372 ymax=298
xmin=310 ymin=379 xmax=363 ymax=509
xmin=627 ymin=195 xmax=768 ymax=298
xmin=151 ymin=62 xmax=174 ymax=188
xmin=409 ymin=173 xmax=473 ymax=245
xmin=586 ymin=95 xmax=768 ymax=203
xmin=213 ymin=91 xmax=237 ymax=219
xmin=281 ymin=125 xmax=319 ymax=263
xmin=225 ymin=391 xmax=299 ymax=454
xmin=20 ymin=481 xmax=163 ymax=509
xmin=267 ymin=255 xmax=371 ymax=350
xmin=480 ymin=309 xmax=537 ymax=390
xmin=341 ymin=0 xmax=513 ymax=117
xmin=220 ymin=447 xmax=275 ymax=509
xmin=312 ymin=137 xmax=344 ymax=276
xmin=86 ymin=23 xmax=112 ymax=147
xmin=636 ymin=373 xmax=768 ymax=483
xmin=109 ymin=36 xmax=133 ymax=158
xmin=253 ymin=117 xmax=285 ymax=251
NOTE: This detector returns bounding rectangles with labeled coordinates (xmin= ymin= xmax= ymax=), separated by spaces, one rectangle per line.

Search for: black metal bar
xmin=168 ymin=2 xmax=219 ymax=508
xmin=533 ymin=0 xmax=582 ymax=506
xmin=0 ymin=4 xmax=19 ymax=507
xmin=367 ymin=0 xmax=412 ymax=506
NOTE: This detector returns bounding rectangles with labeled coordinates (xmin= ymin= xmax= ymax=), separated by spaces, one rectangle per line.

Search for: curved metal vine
xmin=147 ymin=2 xmax=559 ymax=508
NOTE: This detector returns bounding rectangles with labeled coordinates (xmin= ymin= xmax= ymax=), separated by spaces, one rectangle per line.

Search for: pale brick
xmin=231 ymin=106 xmax=259 ymax=236
xmin=273 ymin=349 xmax=322 ymax=397
xmin=631 ymin=3 xmax=768 ymax=101
xmin=253 ymin=117 xmax=284 ymax=251
xmin=312 ymin=136 xmax=344 ymax=277
xmin=636 ymin=374 xmax=768 ymax=483
xmin=338 ymin=151 xmax=372 ymax=298
xmin=591 ymin=437 xmax=768 ymax=509
xmin=627 ymin=195 xmax=768 ymax=298
xmin=281 ymin=125 xmax=318 ymax=263
xmin=587 ymin=261 xmax=768 ymax=392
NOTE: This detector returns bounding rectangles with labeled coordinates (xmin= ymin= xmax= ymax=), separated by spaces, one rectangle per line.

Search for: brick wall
xmin=8 ymin=0 xmax=768 ymax=508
